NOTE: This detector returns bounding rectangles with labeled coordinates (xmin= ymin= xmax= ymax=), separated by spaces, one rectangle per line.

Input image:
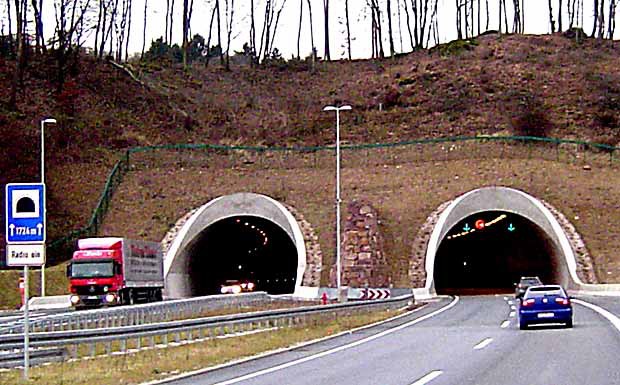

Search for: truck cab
xmin=66 ymin=237 xmax=163 ymax=309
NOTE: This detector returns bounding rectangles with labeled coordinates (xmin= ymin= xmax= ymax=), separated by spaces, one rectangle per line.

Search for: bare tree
xmin=296 ymin=0 xmax=302 ymax=59
xmin=141 ymin=0 xmax=147 ymax=59
xmin=485 ymin=0 xmax=489 ymax=31
xmin=558 ymin=0 xmax=563 ymax=32
xmin=205 ymin=0 xmax=217 ymax=66
xmin=345 ymin=0 xmax=352 ymax=59
xmin=53 ymin=0 xmax=93 ymax=91
xmin=10 ymin=0 xmax=26 ymax=108
xmin=31 ymin=0 xmax=46 ymax=53
xmin=323 ymin=0 xmax=330 ymax=60
xmin=125 ymin=0 xmax=133 ymax=61
xmin=386 ymin=0 xmax=395 ymax=56
xmin=367 ymin=0 xmax=384 ymax=58
xmin=592 ymin=0 xmax=599 ymax=36
xmin=224 ymin=0 xmax=234 ymax=69
xmin=182 ymin=0 xmax=189 ymax=67
xmin=607 ymin=0 xmax=617 ymax=39
xmin=249 ymin=0 xmax=257 ymax=62
xmin=169 ymin=0 xmax=175 ymax=44
xmin=306 ymin=0 xmax=316 ymax=61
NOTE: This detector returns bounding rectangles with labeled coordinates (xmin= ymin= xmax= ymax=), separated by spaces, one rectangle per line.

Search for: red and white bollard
xmin=18 ymin=277 xmax=25 ymax=308
xmin=321 ymin=292 xmax=329 ymax=305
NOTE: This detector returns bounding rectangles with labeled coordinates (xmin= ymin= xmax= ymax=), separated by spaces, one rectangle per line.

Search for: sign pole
xmin=23 ymin=265 xmax=30 ymax=380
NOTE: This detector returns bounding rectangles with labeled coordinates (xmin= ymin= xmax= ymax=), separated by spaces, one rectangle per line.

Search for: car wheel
xmin=519 ymin=321 xmax=528 ymax=330
xmin=566 ymin=319 xmax=573 ymax=328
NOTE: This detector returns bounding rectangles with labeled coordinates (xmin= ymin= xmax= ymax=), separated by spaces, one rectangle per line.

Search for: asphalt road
xmin=156 ymin=295 xmax=620 ymax=385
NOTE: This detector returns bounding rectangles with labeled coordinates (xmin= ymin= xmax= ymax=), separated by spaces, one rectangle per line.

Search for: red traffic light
xmin=475 ymin=219 xmax=486 ymax=230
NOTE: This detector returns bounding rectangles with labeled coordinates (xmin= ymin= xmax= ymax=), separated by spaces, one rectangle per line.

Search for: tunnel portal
xmin=186 ymin=215 xmax=298 ymax=296
xmin=434 ymin=211 xmax=560 ymax=295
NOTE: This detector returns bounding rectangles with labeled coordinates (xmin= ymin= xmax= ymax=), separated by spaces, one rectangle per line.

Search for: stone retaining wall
xmin=331 ymin=200 xmax=390 ymax=287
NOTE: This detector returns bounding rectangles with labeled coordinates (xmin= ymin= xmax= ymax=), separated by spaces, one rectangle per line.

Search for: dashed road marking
xmin=473 ymin=338 xmax=493 ymax=350
xmin=209 ymin=297 xmax=460 ymax=385
xmin=410 ymin=370 xmax=443 ymax=385
xmin=501 ymin=320 xmax=510 ymax=328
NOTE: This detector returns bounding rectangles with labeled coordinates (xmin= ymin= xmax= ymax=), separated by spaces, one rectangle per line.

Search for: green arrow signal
xmin=463 ymin=223 xmax=471 ymax=232
xmin=508 ymin=223 xmax=515 ymax=232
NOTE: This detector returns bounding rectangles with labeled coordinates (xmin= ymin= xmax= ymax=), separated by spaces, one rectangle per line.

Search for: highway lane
xmin=156 ymin=295 xmax=620 ymax=385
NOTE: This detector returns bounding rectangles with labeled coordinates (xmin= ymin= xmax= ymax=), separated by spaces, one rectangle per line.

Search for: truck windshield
xmin=71 ymin=261 xmax=114 ymax=278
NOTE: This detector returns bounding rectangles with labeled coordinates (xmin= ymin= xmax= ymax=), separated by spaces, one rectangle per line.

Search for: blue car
xmin=519 ymin=285 xmax=573 ymax=330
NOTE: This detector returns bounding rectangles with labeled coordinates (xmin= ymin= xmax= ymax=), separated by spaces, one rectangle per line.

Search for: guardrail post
xmin=69 ymin=345 xmax=77 ymax=359
xmin=120 ymin=339 xmax=127 ymax=353
xmin=89 ymin=343 xmax=96 ymax=357
xmin=136 ymin=336 xmax=141 ymax=350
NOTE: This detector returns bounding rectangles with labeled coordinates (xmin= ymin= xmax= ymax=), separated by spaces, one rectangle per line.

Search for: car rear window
xmin=525 ymin=286 xmax=565 ymax=297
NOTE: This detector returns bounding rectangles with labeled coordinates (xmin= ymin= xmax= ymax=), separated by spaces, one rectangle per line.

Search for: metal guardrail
xmin=0 ymin=348 xmax=67 ymax=369
xmin=0 ymin=292 xmax=272 ymax=334
xmin=0 ymin=294 xmax=413 ymax=367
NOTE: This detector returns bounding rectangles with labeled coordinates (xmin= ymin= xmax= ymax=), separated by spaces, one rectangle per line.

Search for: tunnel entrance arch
xmin=164 ymin=193 xmax=307 ymax=298
xmin=422 ymin=187 xmax=586 ymax=296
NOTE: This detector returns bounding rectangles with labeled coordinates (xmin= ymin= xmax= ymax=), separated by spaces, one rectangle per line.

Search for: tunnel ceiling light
xmin=447 ymin=214 xmax=508 ymax=240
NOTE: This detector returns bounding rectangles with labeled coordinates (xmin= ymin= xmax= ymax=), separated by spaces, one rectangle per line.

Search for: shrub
xmin=383 ymin=88 xmax=402 ymax=109
xmin=431 ymin=38 xmax=479 ymax=57
xmin=510 ymin=95 xmax=553 ymax=137
xmin=594 ymin=112 xmax=618 ymax=129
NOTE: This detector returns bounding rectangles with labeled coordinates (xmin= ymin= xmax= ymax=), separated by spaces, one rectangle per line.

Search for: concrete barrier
xmin=23 ymin=295 xmax=72 ymax=311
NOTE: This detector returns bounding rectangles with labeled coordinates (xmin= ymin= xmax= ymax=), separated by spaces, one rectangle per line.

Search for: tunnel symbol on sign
xmin=11 ymin=190 xmax=40 ymax=218
xmin=17 ymin=198 xmax=35 ymax=213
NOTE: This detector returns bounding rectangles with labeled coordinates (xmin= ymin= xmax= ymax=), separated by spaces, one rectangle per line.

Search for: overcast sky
xmin=8 ymin=1 xmax=610 ymax=60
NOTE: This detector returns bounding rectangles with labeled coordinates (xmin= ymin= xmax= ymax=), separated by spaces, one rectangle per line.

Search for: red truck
xmin=66 ymin=237 xmax=164 ymax=308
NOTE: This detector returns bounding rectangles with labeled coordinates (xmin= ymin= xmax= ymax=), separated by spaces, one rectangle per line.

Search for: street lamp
xmin=40 ymin=118 xmax=57 ymax=297
xmin=323 ymin=105 xmax=351 ymax=296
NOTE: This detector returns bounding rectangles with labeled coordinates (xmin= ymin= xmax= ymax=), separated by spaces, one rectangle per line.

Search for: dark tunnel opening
xmin=434 ymin=211 xmax=560 ymax=295
xmin=187 ymin=216 xmax=298 ymax=296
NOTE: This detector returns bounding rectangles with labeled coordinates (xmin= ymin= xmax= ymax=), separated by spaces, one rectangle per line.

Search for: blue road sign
xmin=5 ymin=183 xmax=45 ymax=244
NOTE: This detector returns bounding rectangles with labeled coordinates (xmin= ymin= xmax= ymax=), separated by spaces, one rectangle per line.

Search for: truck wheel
xmin=156 ymin=289 xmax=163 ymax=301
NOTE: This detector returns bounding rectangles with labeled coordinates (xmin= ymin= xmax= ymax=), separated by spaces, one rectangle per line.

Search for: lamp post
xmin=322 ymin=105 xmax=351 ymax=296
xmin=40 ymin=118 xmax=56 ymax=297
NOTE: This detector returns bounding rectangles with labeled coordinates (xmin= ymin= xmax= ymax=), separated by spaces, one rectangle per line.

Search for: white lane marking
xmin=503 ymin=296 xmax=508 ymax=301
xmin=409 ymin=370 xmax=443 ymax=385
xmin=510 ymin=305 xmax=516 ymax=310
xmin=509 ymin=311 xmax=516 ymax=318
xmin=501 ymin=320 xmax=510 ymax=328
xmin=507 ymin=300 xmax=513 ymax=305
xmin=211 ymin=297 xmax=460 ymax=385
xmin=573 ymin=299 xmax=620 ymax=332
xmin=473 ymin=338 xmax=493 ymax=350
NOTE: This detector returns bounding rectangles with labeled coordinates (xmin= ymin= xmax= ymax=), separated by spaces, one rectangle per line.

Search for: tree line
xmin=1 ymin=0 xmax=618 ymax=104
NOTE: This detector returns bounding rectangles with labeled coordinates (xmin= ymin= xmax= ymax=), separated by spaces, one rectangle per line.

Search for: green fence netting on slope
xmin=46 ymin=135 xmax=619 ymax=264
